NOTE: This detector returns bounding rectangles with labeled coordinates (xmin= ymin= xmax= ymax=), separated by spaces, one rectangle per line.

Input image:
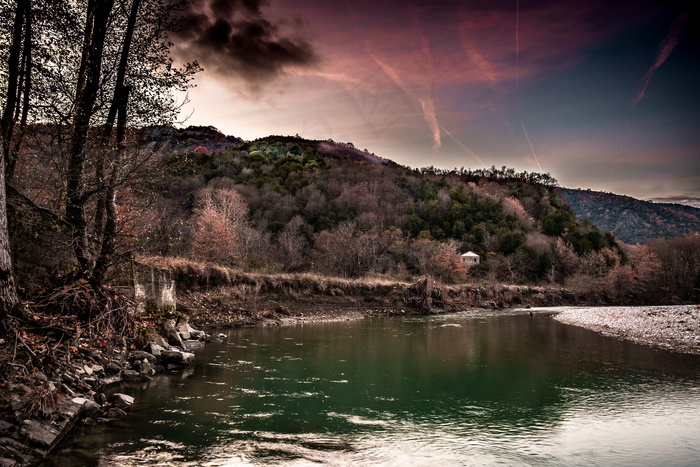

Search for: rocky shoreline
xmin=553 ymin=304 xmax=700 ymax=355
xmin=0 ymin=317 xmax=210 ymax=466
xmin=3 ymin=296 xmax=699 ymax=466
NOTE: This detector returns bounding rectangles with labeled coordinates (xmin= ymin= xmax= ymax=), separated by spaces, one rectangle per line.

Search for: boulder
xmin=128 ymin=351 xmax=156 ymax=363
xmin=106 ymin=407 xmax=127 ymax=419
xmin=121 ymin=370 xmax=152 ymax=382
xmin=109 ymin=394 xmax=134 ymax=410
xmin=175 ymin=319 xmax=192 ymax=340
xmin=160 ymin=350 xmax=195 ymax=368
xmin=183 ymin=340 xmax=204 ymax=351
xmin=152 ymin=335 xmax=169 ymax=348
xmin=140 ymin=359 xmax=153 ymax=376
xmin=20 ymin=420 xmax=59 ymax=448
xmin=104 ymin=361 xmax=123 ymax=375
xmin=148 ymin=343 xmax=166 ymax=357
xmin=71 ymin=398 xmax=101 ymax=419
xmin=176 ymin=318 xmax=207 ymax=341
xmin=162 ymin=319 xmax=184 ymax=349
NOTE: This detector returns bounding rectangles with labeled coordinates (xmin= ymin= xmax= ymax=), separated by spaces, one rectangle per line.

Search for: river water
xmin=46 ymin=309 xmax=700 ymax=466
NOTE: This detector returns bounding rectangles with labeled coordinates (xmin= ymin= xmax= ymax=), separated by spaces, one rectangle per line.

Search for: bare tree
xmin=0 ymin=138 xmax=19 ymax=322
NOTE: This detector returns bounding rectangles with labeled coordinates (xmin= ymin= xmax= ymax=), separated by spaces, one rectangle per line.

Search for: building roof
xmin=462 ymin=251 xmax=479 ymax=257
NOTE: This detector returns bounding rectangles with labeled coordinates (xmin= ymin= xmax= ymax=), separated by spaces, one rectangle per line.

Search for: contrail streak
xmin=420 ymin=98 xmax=442 ymax=149
xmin=633 ymin=11 xmax=689 ymax=105
xmin=521 ymin=121 xmax=542 ymax=173
xmin=440 ymin=125 xmax=485 ymax=168
xmin=515 ymin=0 xmax=520 ymax=93
xmin=369 ymin=53 xmax=442 ymax=149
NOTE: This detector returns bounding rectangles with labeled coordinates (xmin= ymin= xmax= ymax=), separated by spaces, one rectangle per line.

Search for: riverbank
xmin=173 ymin=274 xmax=577 ymax=330
xmin=553 ymin=305 xmax=700 ymax=355
xmin=2 ymin=270 xmax=698 ymax=466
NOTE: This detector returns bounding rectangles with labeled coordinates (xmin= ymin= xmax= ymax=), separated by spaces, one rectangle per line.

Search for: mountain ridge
xmin=557 ymin=187 xmax=700 ymax=244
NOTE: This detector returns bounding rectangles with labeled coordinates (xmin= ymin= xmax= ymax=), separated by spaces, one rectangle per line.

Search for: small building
xmin=461 ymin=251 xmax=480 ymax=267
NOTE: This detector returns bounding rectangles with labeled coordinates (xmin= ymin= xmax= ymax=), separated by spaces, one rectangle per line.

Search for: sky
xmin=171 ymin=0 xmax=700 ymax=206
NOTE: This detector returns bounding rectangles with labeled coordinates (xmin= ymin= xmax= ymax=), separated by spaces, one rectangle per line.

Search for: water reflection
xmin=45 ymin=310 xmax=700 ymax=466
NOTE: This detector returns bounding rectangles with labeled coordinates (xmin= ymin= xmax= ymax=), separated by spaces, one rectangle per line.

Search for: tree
xmin=190 ymin=187 xmax=249 ymax=265
xmin=0 ymin=0 xmax=31 ymax=181
xmin=0 ymin=0 xmax=31 ymax=321
xmin=0 ymin=138 xmax=19 ymax=322
xmin=277 ymin=215 xmax=307 ymax=270
xmin=0 ymin=0 xmax=200 ymax=283
xmin=65 ymin=0 xmax=116 ymax=277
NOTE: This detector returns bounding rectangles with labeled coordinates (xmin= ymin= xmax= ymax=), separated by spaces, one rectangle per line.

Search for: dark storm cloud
xmin=172 ymin=0 xmax=318 ymax=87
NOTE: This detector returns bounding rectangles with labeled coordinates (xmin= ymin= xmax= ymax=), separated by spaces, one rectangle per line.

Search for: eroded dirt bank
xmin=176 ymin=276 xmax=577 ymax=329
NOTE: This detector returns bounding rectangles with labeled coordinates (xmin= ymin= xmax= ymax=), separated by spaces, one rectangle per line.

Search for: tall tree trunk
xmin=7 ymin=0 xmax=32 ymax=181
xmin=93 ymin=85 xmax=130 ymax=284
xmin=66 ymin=0 xmax=115 ymax=278
xmin=94 ymin=0 xmax=141 ymax=249
xmin=0 ymin=138 xmax=19 ymax=323
xmin=1 ymin=0 xmax=29 ymax=175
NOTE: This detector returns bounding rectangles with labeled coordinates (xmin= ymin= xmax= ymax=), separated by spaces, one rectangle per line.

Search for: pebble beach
xmin=553 ymin=305 xmax=700 ymax=355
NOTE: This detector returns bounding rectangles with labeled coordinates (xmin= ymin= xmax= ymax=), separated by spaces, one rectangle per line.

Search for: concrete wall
xmin=132 ymin=263 xmax=176 ymax=313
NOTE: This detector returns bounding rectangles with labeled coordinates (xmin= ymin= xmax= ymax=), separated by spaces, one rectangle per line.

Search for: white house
xmin=461 ymin=251 xmax=480 ymax=267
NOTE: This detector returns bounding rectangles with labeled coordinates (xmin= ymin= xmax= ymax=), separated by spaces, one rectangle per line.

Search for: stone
xmin=183 ymin=340 xmax=204 ymax=351
xmin=175 ymin=319 xmax=192 ymax=340
xmin=140 ymin=359 xmax=153 ymax=376
xmin=83 ymin=376 xmax=99 ymax=389
xmin=10 ymin=396 xmax=24 ymax=412
xmin=153 ymin=335 xmax=169 ymax=348
xmin=160 ymin=350 xmax=195 ymax=367
xmin=61 ymin=374 xmax=75 ymax=385
xmin=104 ymin=361 xmax=123 ymax=374
xmin=72 ymin=398 xmax=101 ymax=419
xmin=94 ymin=393 xmax=107 ymax=406
xmin=20 ymin=420 xmax=59 ymax=448
xmin=129 ymin=351 xmax=156 ymax=363
xmin=149 ymin=343 xmax=166 ymax=357
xmin=121 ymin=370 xmax=152 ymax=382
xmin=106 ymin=407 xmax=127 ymax=419
xmin=109 ymin=393 xmax=134 ymax=410
xmin=99 ymin=374 xmax=122 ymax=386
xmin=0 ymin=421 xmax=13 ymax=435
xmin=162 ymin=320 xmax=184 ymax=349
xmin=61 ymin=384 xmax=76 ymax=398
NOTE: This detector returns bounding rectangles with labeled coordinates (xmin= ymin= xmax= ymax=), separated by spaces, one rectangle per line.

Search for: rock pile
xmin=0 ymin=317 xmax=208 ymax=466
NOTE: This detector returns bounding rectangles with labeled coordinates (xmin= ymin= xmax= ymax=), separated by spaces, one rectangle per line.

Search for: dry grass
xmin=137 ymin=255 xmax=409 ymax=296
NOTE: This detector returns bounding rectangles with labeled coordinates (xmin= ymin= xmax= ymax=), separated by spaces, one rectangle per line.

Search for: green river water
xmin=45 ymin=309 xmax=700 ymax=466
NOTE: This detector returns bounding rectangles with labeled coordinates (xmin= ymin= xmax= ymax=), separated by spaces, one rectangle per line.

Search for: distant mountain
xmin=557 ymin=188 xmax=700 ymax=244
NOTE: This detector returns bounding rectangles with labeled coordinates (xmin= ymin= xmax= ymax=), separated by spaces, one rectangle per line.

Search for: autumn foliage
xmin=190 ymin=187 xmax=248 ymax=264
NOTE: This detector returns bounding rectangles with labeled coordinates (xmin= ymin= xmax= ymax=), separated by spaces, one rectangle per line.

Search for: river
xmin=45 ymin=309 xmax=700 ymax=466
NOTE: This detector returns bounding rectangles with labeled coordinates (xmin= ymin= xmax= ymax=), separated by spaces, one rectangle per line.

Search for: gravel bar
xmin=553 ymin=305 xmax=700 ymax=355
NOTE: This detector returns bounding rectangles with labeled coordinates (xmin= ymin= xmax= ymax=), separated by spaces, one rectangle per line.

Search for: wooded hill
xmin=9 ymin=124 xmax=700 ymax=303
xmin=557 ymin=188 xmax=700 ymax=244
xmin=135 ymin=128 xmax=613 ymax=279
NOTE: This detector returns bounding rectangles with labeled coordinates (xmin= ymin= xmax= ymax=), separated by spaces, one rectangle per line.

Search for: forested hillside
xmin=126 ymin=131 xmax=615 ymax=282
xmin=10 ymin=125 xmax=700 ymax=304
xmin=558 ymin=188 xmax=700 ymax=244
